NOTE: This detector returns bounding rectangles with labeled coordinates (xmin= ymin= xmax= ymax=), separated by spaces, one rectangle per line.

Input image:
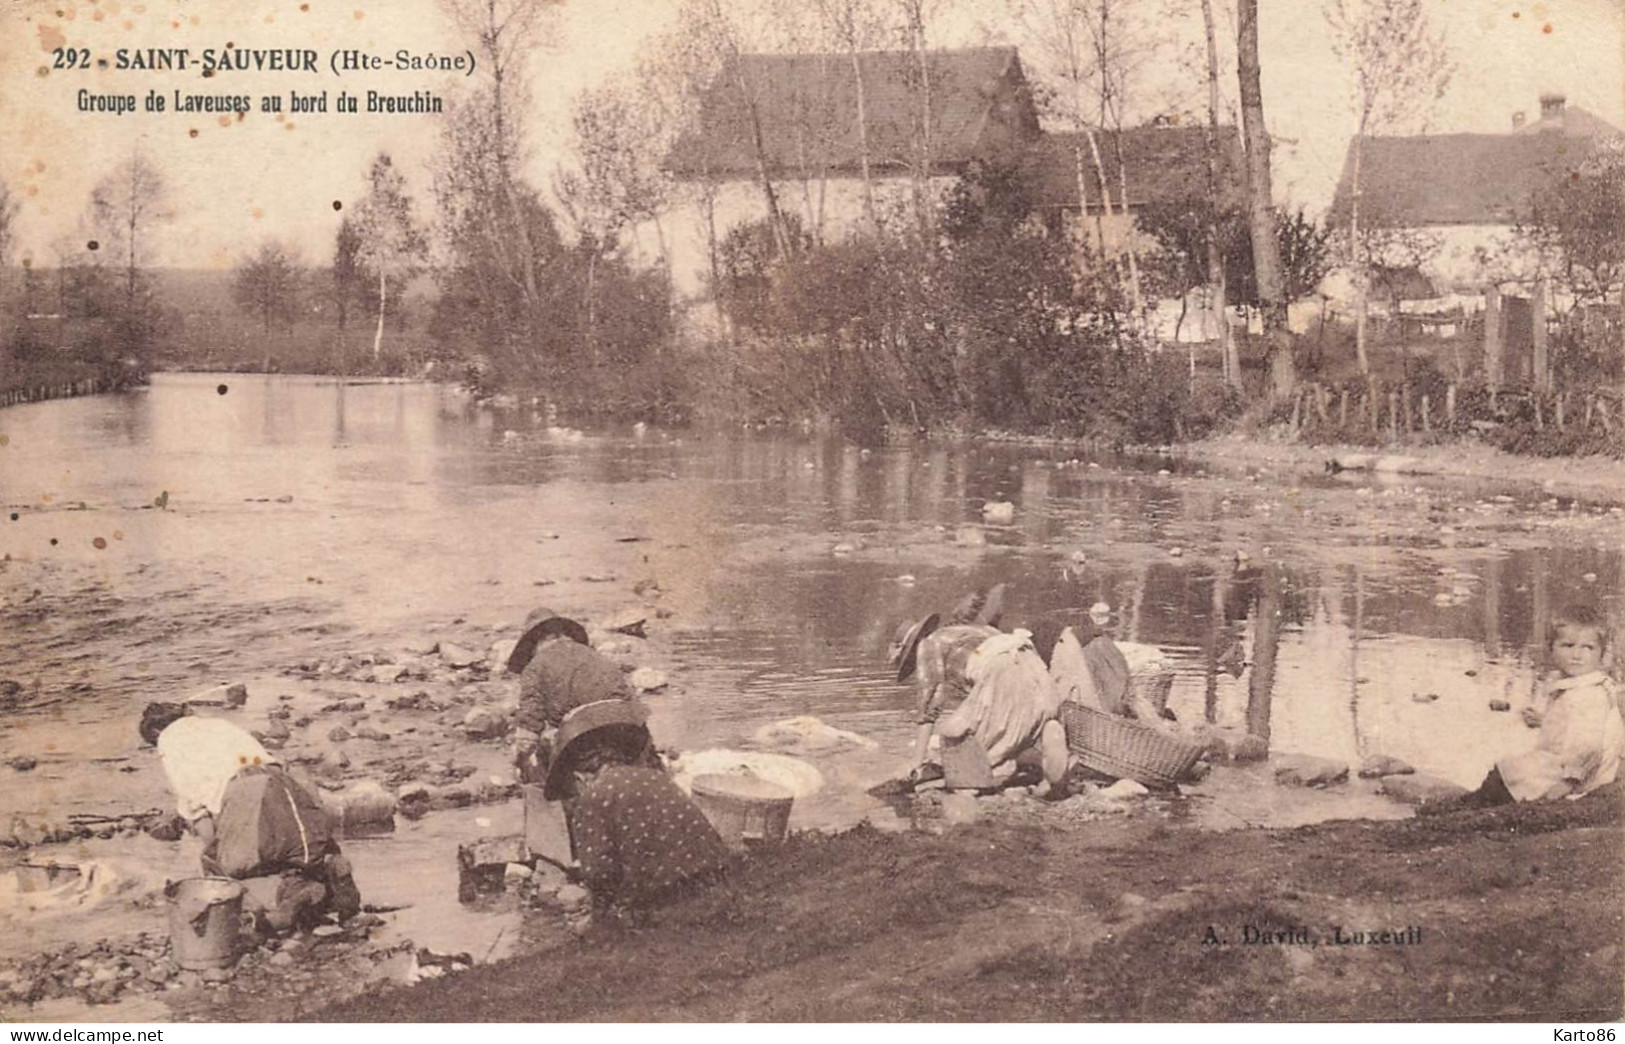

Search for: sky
xmin=0 ymin=0 xmax=1620 ymax=270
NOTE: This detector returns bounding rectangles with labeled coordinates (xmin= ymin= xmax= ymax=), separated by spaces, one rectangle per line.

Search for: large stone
xmin=1100 ymin=778 xmax=1150 ymax=800
xmin=327 ymin=780 xmax=397 ymax=832
xmin=461 ymin=708 xmax=509 ymax=741
xmin=1379 ymin=773 xmax=1470 ymax=805
xmin=223 ymin=684 xmax=249 ymax=708
xmin=1229 ymin=733 xmax=1270 ymax=763
xmin=487 ymin=639 xmax=518 ymax=671
xmin=1358 ymin=754 xmax=1416 ymax=779
xmin=629 ymin=667 xmax=668 ymax=693
xmin=1272 ymin=754 xmax=1349 ymax=788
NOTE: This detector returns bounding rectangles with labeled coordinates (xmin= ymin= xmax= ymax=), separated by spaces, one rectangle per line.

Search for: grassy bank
xmin=0 ymin=351 xmax=145 ymax=404
xmin=313 ymin=790 xmax=1622 ymax=1023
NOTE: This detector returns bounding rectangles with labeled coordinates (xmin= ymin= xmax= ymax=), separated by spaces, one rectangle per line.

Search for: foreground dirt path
xmin=311 ymin=790 xmax=1622 ymax=1023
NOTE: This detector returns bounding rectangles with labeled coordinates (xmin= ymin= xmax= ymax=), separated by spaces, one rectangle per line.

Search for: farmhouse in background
xmin=659 ymin=45 xmax=1246 ymax=339
xmin=1024 ymin=122 xmax=1247 ymax=342
xmin=1328 ymin=92 xmax=1623 ymax=296
xmin=659 ymin=46 xmax=1040 ymax=295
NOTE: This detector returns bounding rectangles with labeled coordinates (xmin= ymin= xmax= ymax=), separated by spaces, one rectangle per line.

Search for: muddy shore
xmin=1177 ymin=433 xmax=1625 ymax=504
xmin=311 ymin=788 xmax=1622 ymax=1023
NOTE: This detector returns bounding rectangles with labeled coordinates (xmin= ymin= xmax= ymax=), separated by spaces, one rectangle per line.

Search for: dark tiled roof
xmin=1513 ymin=104 xmax=1621 ymax=139
xmin=1327 ymin=131 xmax=1609 ymax=228
xmin=1370 ymin=264 xmax=1438 ymax=301
xmin=1023 ymin=125 xmax=1246 ymax=211
xmin=664 ymin=47 xmax=1040 ymax=178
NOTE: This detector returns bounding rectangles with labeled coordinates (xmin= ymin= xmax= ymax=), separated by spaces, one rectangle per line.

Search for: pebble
xmin=981 ymin=501 xmax=1016 ymax=522
xmin=1273 ymin=753 xmax=1349 ymax=788
xmin=953 ymin=526 xmax=987 ymax=547
xmin=439 ymin=644 xmax=482 ymax=668
xmin=1489 ymin=699 xmax=1511 ymax=712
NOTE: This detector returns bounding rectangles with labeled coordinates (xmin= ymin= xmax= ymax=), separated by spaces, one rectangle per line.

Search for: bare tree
xmin=0 ymin=181 xmax=18 ymax=366
xmin=1326 ymin=0 xmax=1453 ymax=374
xmin=1236 ymin=0 xmax=1292 ymax=398
xmin=0 ymin=181 xmax=18 ymax=288
xmin=685 ymin=0 xmax=797 ymax=258
xmin=1200 ymin=0 xmax=1239 ymax=389
xmin=1086 ymin=0 xmax=1162 ymax=320
xmin=640 ymin=15 xmax=735 ymax=298
xmin=557 ymin=82 xmax=676 ymax=365
xmin=351 ymin=154 xmax=425 ymax=361
xmin=812 ymin=0 xmax=894 ymax=234
xmin=1007 ymin=0 xmax=1151 ymax=318
xmin=439 ymin=0 xmax=560 ymax=317
xmin=88 ymin=151 xmax=168 ymax=313
xmin=897 ymin=0 xmax=939 ymax=237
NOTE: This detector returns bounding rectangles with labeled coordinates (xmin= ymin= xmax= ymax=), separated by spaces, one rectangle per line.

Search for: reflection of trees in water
xmin=1245 ymin=564 xmax=1282 ymax=744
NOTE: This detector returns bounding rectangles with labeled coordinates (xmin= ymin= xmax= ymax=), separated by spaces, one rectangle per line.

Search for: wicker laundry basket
xmin=1060 ymin=701 xmax=1205 ymax=788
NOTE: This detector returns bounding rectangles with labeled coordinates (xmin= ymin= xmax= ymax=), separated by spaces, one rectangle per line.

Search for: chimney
xmin=1539 ymin=92 xmax=1566 ymax=121
xmin=1512 ymin=111 xmax=1527 ymax=130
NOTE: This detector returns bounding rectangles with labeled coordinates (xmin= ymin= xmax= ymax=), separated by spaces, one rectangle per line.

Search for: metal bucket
xmin=166 ymin=877 xmax=245 ymax=970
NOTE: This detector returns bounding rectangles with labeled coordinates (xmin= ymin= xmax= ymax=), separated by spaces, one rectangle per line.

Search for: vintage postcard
xmin=0 ymin=0 xmax=1621 ymax=1025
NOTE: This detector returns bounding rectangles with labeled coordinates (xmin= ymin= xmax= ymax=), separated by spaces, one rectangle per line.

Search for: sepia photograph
xmin=0 ymin=0 xmax=1621 ymax=1025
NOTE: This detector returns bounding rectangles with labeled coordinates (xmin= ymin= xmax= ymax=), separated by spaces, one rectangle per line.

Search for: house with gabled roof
xmin=1327 ymin=93 xmax=1622 ymax=294
xmin=665 ymin=46 xmax=1042 ymax=183
xmin=657 ymin=46 xmax=1243 ymax=319
xmin=656 ymin=46 xmax=1043 ymax=298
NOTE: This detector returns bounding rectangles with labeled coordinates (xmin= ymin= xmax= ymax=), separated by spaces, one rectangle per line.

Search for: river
xmin=1 ymin=373 xmax=1619 ymax=970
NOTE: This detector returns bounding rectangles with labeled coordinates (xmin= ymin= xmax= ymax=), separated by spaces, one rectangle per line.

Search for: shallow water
xmin=1 ymin=374 xmax=1620 ymax=959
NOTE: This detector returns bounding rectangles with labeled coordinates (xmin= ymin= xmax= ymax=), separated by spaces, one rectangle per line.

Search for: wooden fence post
xmin=1339 ymin=390 xmax=1348 ymax=427
xmin=1422 ymin=394 xmax=1431 ymax=433
xmin=1484 ymin=285 xmax=1503 ymax=391
xmin=1388 ymin=389 xmax=1400 ymax=440
xmin=1446 ymin=383 xmax=1457 ymax=427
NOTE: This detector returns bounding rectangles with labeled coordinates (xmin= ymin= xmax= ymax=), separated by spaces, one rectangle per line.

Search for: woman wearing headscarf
xmin=544 ymin=700 xmax=729 ymax=925
xmin=891 ymin=586 xmax=1067 ymax=789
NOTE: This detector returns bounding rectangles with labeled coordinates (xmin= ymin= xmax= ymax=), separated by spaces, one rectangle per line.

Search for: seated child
xmin=1458 ymin=605 xmax=1624 ymax=806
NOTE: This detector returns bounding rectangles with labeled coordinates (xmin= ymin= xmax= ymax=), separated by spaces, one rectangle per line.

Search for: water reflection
xmin=0 ymin=373 xmax=1618 ymax=822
